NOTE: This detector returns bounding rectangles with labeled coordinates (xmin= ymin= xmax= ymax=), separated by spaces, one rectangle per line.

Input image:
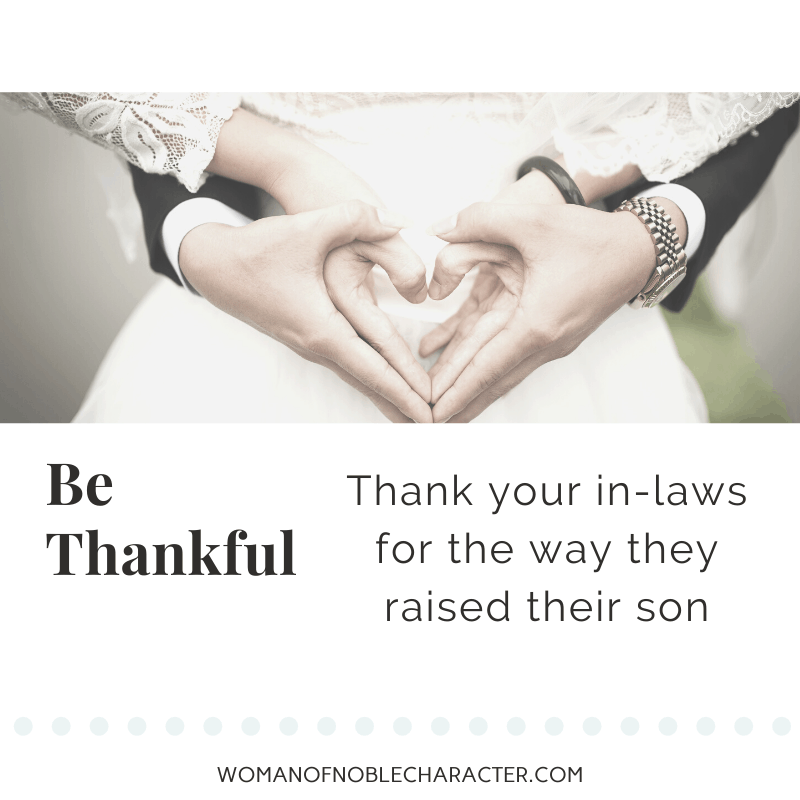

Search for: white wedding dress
xmin=8 ymin=92 xmax=798 ymax=422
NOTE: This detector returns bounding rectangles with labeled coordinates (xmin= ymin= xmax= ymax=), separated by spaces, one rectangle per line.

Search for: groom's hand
xmin=421 ymin=201 xmax=658 ymax=422
xmin=420 ymin=168 xmax=568 ymax=364
xmin=178 ymin=201 xmax=434 ymax=423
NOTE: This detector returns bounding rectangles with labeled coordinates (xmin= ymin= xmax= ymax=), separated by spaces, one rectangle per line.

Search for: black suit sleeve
xmin=605 ymin=103 xmax=799 ymax=312
xmin=129 ymin=167 xmax=262 ymax=285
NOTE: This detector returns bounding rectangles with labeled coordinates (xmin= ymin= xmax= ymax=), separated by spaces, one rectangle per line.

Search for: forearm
xmin=207 ymin=108 xmax=380 ymax=213
xmin=506 ymin=154 xmax=642 ymax=206
xmin=570 ymin=159 xmax=643 ymax=207
xmin=563 ymin=157 xmax=689 ymax=251
xmin=500 ymin=156 xmax=687 ymax=259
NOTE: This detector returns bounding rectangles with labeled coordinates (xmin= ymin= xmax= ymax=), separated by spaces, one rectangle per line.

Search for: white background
xmin=1 ymin=424 xmax=796 ymax=798
xmin=2 ymin=6 xmax=798 ymax=798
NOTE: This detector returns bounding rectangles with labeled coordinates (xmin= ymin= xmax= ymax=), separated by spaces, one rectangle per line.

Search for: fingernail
xmin=377 ymin=209 xmax=415 ymax=229
xmin=428 ymin=279 xmax=442 ymax=300
xmin=414 ymin=285 xmax=429 ymax=304
xmin=425 ymin=214 xmax=458 ymax=237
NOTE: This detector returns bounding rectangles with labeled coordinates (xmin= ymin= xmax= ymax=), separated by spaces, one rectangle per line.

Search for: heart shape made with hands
xmin=323 ymin=215 xmax=521 ymax=424
xmin=320 ymin=160 xmax=640 ymax=424
xmin=302 ymin=158 xmax=591 ymax=423
xmin=324 ymin=197 xmax=642 ymax=424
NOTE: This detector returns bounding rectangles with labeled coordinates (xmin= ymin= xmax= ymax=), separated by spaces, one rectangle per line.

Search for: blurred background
xmin=1 ymin=102 xmax=798 ymax=423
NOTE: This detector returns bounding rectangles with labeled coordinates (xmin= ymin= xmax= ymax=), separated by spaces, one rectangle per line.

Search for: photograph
xmin=1 ymin=91 xmax=798 ymax=424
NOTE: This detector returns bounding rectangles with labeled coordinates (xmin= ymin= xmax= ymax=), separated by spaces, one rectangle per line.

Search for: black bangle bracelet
xmin=517 ymin=156 xmax=586 ymax=207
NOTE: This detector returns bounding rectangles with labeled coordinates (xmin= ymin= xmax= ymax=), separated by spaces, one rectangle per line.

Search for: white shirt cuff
xmin=161 ymin=198 xmax=253 ymax=290
xmin=634 ymin=183 xmax=706 ymax=261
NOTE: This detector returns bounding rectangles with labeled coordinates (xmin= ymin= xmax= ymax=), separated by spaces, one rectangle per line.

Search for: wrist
xmin=495 ymin=168 xmax=566 ymax=206
xmin=178 ymin=222 xmax=244 ymax=296
xmin=650 ymin=197 xmax=688 ymax=248
xmin=612 ymin=197 xmax=689 ymax=308
xmin=552 ymin=154 xmax=642 ymax=207
xmin=511 ymin=155 xmax=636 ymax=207
xmin=611 ymin=211 xmax=660 ymax=301
xmin=269 ymin=155 xmax=383 ymax=215
xmin=209 ymin=110 xmax=376 ymax=214
xmin=521 ymin=169 xmax=567 ymax=204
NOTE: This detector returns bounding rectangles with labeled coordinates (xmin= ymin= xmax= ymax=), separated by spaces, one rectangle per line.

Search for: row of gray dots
xmin=14 ymin=716 xmax=792 ymax=737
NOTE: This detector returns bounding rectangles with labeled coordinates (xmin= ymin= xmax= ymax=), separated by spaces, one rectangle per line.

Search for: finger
xmin=354 ymin=236 xmax=428 ymax=304
xmin=428 ymin=241 xmax=516 ymax=301
xmin=431 ymin=321 xmax=532 ymax=423
xmin=427 ymin=201 xmax=547 ymax=250
xmin=287 ymin=343 xmax=414 ymax=423
xmin=329 ymin=286 xmax=432 ymax=403
xmin=427 ymin=279 xmax=505 ymax=379
xmin=429 ymin=306 xmax=513 ymax=404
xmin=364 ymin=269 xmax=378 ymax=304
xmin=447 ymin=352 xmax=545 ymax=423
xmin=320 ymin=314 xmax=434 ymax=423
xmin=418 ymin=296 xmax=478 ymax=357
xmin=427 ymin=307 xmax=483 ymax=380
xmin=297 ymin=200 xmax=414 ymax=254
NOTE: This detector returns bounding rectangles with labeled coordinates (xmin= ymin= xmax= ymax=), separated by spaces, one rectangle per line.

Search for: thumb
xmin=299 ymin=200 xmax=414 ymax=254
xmin=426 ymin=201 xmax=537 ymax=250
xmin=352 ymin=236 xmax=428 ymax=304
xmin=429 ymin=241 xmax=516 ymax=300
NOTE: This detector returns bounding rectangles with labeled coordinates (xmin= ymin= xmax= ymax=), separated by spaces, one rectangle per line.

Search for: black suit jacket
xmin=606 ymin=103 xmax=799 ymax=311
xmin=130 ymin=104 xmax=799 ymax=313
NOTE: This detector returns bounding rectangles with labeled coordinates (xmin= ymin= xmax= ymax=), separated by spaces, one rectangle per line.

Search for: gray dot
xmin=166 ymin=717 xmax=184 ymax=736
xmin=469 ymin=717 xmax=488 ymax=736
xmin=14 ymin=717 xmax=32 ymax=736
xmin=204 ymin=717 xmax=222 ymax=736
xmin=317 ymin=717 xmax=336 ymax=736
xmin=583 ymin=717 xmax=602 ymax=736
xmin=659 ymin=717 xmax=678 ymax=736
xmin=279 ymin=717 xmax=298 ymax=736
xmin=735 ymin=717 xmax=753 ymax=736
xmin=128 ymin=718 xmax=146 ymax=736
xmin=773 ymin=717 xmax=791 ymax=736
xmin=393 ymin=717 xmax=411 ymax=736
xmin=355 ymin=717 xmax=374 ymax=736
xmin=52 ymin=718 xmax=71 ymax=736
xmin=241 ymin=717 xmax=260 ymax=736
xmin=431 ymin=717 xmax=450 ymax=736
xmin=545 ymin=717 xmax=563 ymax=736
xmin=697 ymin=717 xmax=715 ymax=736
xmin=507 ymin=717 xmax=525 ymax=736
xmin=621 ymin=717 xmax=639 ymax=736
xmin=90 ymin=717 xmax=108 ymax=736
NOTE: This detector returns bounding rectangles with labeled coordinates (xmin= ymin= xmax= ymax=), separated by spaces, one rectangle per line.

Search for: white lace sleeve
xmin=540 ymin=92 xmax=800 ymax=182
xmin=3 ymin=92 xmax=241 ymax=192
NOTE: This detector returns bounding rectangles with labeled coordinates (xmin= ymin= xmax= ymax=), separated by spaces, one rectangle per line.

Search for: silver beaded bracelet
xmin=615 ymin=197 xmax=688 ymax=309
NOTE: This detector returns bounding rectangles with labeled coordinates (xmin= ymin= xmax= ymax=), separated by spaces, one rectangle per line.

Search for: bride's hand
xmin=419 ymin=201 xmax=657 ymax=422
xmin=179 ymin=201 xmax=433 ymax=423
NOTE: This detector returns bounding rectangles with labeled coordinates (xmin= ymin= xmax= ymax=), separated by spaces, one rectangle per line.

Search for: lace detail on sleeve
xmin=3 ymin=92 xmax=241 ymax=191
xmin=548 ymin=92 xmax=800 ymax=182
